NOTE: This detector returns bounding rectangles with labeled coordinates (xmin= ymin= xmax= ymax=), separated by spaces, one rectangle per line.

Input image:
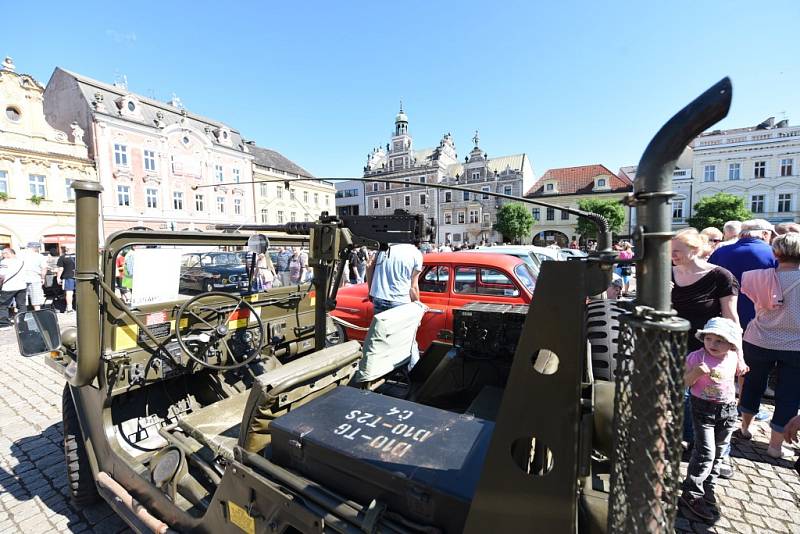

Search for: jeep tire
xmin=586 ymin=300 xmax=624 ymax=382
xmin=62 ymin=385 xmax=98 ymax=505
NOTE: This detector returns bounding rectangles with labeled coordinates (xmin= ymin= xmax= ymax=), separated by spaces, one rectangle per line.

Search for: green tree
xmin=687 ymin=193 xmax=752 ymax=231
xmin=575 ymin=198 xmax=626 ymax=239
xmin=494 ymin=202 xmax=535 ymax=244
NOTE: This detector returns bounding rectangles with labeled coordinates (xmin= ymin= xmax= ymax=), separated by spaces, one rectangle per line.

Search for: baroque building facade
xmin=249 ymin=143 xmax=334 ymax=225
xmin=363 ymin=107 xmax=533 ymax=245
xmin=690 ymin=117 xmax=800 ymax=225
xmin=525 ymin=164 xmax=633 ymax=246
xmin=43 ymin=68 xmax=255 ymax=236
xmin=0 ymin=57 xmax=96 ymax=252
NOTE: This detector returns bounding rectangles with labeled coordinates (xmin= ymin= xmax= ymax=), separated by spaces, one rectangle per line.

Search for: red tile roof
xmin=525 ymin=164 xmax=633 ymax=197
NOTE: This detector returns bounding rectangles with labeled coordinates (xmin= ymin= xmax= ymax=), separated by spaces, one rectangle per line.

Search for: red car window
xmin=454 ymin=266 xmax=519 ymax=297
xmin=420 ymin=265 xmax=449 ymax=293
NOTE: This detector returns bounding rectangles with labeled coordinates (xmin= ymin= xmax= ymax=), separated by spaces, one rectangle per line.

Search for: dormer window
xmin=127 ymin=101 xmax=136 ymax=112
xmin=116 ymin=96 xmax=143 ymax=119
xmin=214 ymin=127 xmax=232 ymax=146
xmin=544 ymin=183 xmax=556 ymax=193
xmin=593 ymin=176 xmax=611 ymax=190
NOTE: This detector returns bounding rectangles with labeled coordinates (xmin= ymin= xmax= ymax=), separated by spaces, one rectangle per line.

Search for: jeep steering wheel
xmin=175 ymin=292 xmax=265 ymax=370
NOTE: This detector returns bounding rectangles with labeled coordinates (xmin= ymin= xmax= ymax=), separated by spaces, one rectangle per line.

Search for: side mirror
xmin=247 ymin=234 xmax=270 ymax=254
xmin=14 ymin=310 xmax=61 ymax=356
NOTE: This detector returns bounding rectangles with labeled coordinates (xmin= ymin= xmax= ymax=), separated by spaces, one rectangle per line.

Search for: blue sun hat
xmin=695 ymin=317 xmax=742 ymax=350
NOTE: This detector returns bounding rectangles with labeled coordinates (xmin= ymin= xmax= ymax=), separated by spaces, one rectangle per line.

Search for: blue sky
xmin=5 ymin=1 xmax=799 ymax=179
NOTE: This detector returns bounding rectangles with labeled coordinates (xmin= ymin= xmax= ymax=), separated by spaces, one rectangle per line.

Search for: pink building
xmin=43 ymin=68 xmax=255 ymax=236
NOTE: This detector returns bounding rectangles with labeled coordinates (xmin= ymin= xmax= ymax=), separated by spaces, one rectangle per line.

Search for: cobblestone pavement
xmin=0 ymin=312 xmax=798 ymax=533
xmin=0 ymin=314 xmax=129 ymax=533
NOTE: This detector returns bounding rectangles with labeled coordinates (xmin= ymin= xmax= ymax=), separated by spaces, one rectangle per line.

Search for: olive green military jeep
xmin=14 ymin=79 xmax=733 ymax=533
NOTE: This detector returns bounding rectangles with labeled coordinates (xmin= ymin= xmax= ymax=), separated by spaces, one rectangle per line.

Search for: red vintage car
xmin=330 ymin=252 xmax=536 ymax=352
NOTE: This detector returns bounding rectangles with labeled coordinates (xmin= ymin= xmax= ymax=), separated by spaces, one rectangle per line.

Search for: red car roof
xmin=421 ymin=251 xmax=526 ymax=268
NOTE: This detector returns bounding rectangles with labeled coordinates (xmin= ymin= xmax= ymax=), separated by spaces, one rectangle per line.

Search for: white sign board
xmin=129 ymin=248 xmax=183 ymax=307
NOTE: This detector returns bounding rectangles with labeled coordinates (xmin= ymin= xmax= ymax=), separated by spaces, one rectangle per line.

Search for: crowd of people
xmin=671 ymin=219 xmax=800 ymax=522
xmin=0 ymin=242 xmax=75 ymax=328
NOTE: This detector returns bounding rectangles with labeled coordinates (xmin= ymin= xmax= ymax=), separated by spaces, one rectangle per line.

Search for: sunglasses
xmin=710 ymin=239 xmax=722 ymax=243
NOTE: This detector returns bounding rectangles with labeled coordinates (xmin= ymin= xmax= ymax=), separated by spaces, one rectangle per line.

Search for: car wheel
xmin=586 ymin=300 xmax=624 ymax=382
xmin=204 ymin=281 xmax=214 ymax=293
xmin=62 ymin=385 xmax=98 ymax=506
xmin=325 ymin=320 xmax=347 ymax=347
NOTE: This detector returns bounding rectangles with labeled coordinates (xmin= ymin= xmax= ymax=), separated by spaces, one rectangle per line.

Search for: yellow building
xmin=0 ymin=57 xmax=96 ymax=252
xmin=248 ymin=143 xmax=334 ymax=225
xmin=524 ymin=164 xmax=633 ymax=246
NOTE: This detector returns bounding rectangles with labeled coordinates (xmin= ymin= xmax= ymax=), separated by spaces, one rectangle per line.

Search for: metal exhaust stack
xmin=70 ymin=180 xmax=104 ymax=387
xmin=608 ymin=79 xmax=732 ymax=533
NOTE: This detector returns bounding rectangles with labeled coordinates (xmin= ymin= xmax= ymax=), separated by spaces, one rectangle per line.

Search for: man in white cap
xmin=717 ymin=220 xmax=742 ymax=248
xmin=709 ymin=219 xmax=777 ymax=330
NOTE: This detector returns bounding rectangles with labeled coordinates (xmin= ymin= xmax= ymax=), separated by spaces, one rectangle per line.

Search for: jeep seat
xmin=176 ymin=340 xmax=362 ymax=459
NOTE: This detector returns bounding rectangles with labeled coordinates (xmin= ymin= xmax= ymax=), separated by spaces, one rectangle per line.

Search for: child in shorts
xmin=680 ymin=317 xmax=748 ymax=521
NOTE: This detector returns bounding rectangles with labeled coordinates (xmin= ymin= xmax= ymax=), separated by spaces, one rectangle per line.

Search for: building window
xmin=419 ymin=176 xmax=426 ymax=184
xmin=260 ymin=183 xmax=268 ymax=196
xmin=561 ymin=206 xmax=569 ymax=220
xmin=404 ymin=178 xmax=409 ymax=188
xmin=65 ymin=179 xmax=75 ymax=201
xmin=29 ymin=174 xmax=46 ymax=197
xmin=728 ymin=163 xmax=741 ymax=180
xmin=463 ymin=191 xmax=470 ymax=201
xmin=195 ymin=194 xmax=204 ymax=212
xmin=314 ymin=193 xmax=319 ymax=205
xmin=215 ymin=165 xmax=224 ymax=182
xmin=146 ymin=188 xmax=158 ymax=208
xmin=672 ymin=200 xmax=684 ymax=219
xmin=142 ymin=149 xmax=157 ymax=172
xmin=444 ymin=191 xmax=452 ymax=203
xmin=483 ymin=213 xmax=490 ymax=223
xmin=117 ymin=185 xmax=130 ymax=207
xmin=777 ymin=193 xmax=792 ymax=213
xmin=472 ymin=171 xmax=480 ymax=180
xmin=372 ymin=182 xmax=378 ymax=192
xmin=275 ymin=186 xmax=283 ymax=199
xmin=385 ymin=197 xmax=391 ymax=208
xmin=290 ymin=211 xmax=296 ymax=222
xmin=545 ymin=183 xmax=554 ymax=192
xmin=481 ymin=186 xmax=490 ymax=200
xmin=469 ymin=210 xmax=479 ymax=223
xmin=404 ymin=195 xmax=411 ymax=207
xmin=457 ymin=211 xmax=465 ymax=224
xmin=444 ymin=212 xmax=452 ymax=225
xmin=234 ymin=198 xmax=242 ymax=215
xmin=217 ymin=196 xmax=225 ymax=213
xmin=325 ymin=195 xmax=329 ymax=206
xmin=419 ymin=193 xmax=427 ymax=205
xmin=277 ymin=210 xmax=284 ymax=223
xmin=546 ymin=207 xmax=555 ymax=221
xmin=703 ymin=165 xmax=716 ymax=182
xmin=303 ymin=191 xmax=309 ymax=203
xmin=504 ymin=185 xmax=513 ymax=196
xmin=114 ymin=144 xmax=128 ymax=167
xmin=532 ymin=208 xmax=540 ymax=221
xmin=173 ymin=191 xmax=184 ymax=210
xmin=0 ymin=170 xmax=7 ymax=194
xmin=754 ymin=161 xmax=766 ymax=178
xmin=260 ymin=209 xmax=268 ymax=223
xmin=597 ymin=178 xmax=606 ymax=187
xmin=233 ymin=168 xmax=241 ymax=183
xmin=290 ymin=188 xmax=296 ymax=200
xmin=372 ymin=198 xmax=379 ymax=210
xmin=751 ymin=194 xmax=765 ymax=213
xmin=781 ymin=158 xmax=794 ymax=177
xmin=5 ymin=106 xmax=21 ymax=122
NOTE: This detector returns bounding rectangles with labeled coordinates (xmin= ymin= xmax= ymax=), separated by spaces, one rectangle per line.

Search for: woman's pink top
xmin=742 ymin=269 xmax=800 ymax=351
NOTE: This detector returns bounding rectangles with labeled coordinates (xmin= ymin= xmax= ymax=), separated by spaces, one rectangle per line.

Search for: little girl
xmin=680 ymin=317 xmax=748 ymax=521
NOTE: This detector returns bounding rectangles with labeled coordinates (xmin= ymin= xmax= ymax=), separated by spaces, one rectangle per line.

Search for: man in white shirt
xmin=0 ymin=247 xmax=28 ymax=328
xmin=22 ymin=242 xmax=48 ymax=310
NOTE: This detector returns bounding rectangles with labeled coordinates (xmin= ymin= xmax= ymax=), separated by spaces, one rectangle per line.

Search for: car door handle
xmin=426 ymin=309 xmax=445 ymax=314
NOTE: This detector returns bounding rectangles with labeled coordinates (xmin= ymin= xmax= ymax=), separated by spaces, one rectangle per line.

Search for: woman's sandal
xmin=733 ymin=428 xmax=752 ymax=440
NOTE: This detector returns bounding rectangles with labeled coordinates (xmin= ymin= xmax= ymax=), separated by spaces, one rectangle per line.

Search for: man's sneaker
xmin=755 ymin=409 xmax=770 ymax=421
xmin=718 ymin=460 xmax=734 ymax=479
xmin=680 ymin=495 xmax=715 ymax=521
